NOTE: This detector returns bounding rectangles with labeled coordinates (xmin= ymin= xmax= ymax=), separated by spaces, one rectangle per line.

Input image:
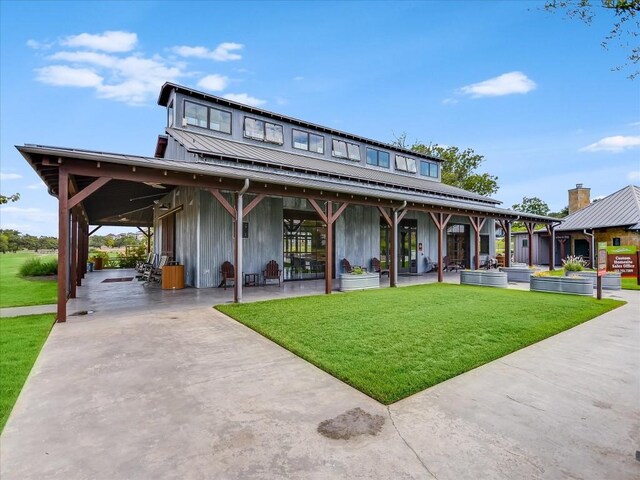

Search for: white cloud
xmin=222 ymin=93 xmax=266 ymax=107
xmin=0 ymin=172 xmax=23 ymax=181
xmin=62 ymin=31 xmax=137 ymax=53
xmin=458 ymin=71 xmax=536 ymax=98
xmin=197 ymin=74 xmax=229 ymax=92
xmin=36 ymin=65 xmax=103 ymax=88
xmin=172 ymin=42 xmax=243 ymax=61
xmin=26 ymin=39 xmax=53 ymax=50
xmin=0 ymin=206 xmax=57 ymax=224
xmin=27 ymin=182 xmax=46 ymax=190
xmin=293 ymin=76 xmax=304 ymax=81
xmin=627 ymin=171 xmax=640 ymax=181
xmin=441 ymin=97 xmax=459 ymax=105
xmin=49 ymin=51 xmax=118 ymax=68
xmin=580 ymin=135 xmax=640 ymax=153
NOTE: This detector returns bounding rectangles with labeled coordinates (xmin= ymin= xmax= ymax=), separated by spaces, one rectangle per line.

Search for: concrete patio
xmin=1 ymin=271 xmax=638 ymax=479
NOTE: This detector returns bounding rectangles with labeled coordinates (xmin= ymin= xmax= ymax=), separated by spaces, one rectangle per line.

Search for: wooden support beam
xmin=57 ymin=168 xmax=69 ymax=323
xmin=234 ymin=192 xmax=243 ymax=303
xmin=88 ymin=225 xmax=102 ymax=236
xmin=390 ymin=209 xmax=398 ymax=287
xmin=70 ymin=208 xmax=78 ymax=298
xmin=325 ymin=201 xmax=333 ymax=295
xmin=545 ymin=224 xmax=555 ymax=271
xmin=67 ymin=177 xmax=111 ymax=209
xmin=242 ymin=193 xmax=265 ymax=217
xmin=330 ymin=201 xmax=349 ymax=223
xmin=307 ymin=198 xmax=328 ymax=223
xmin=397 ymin=208 xmax=409 ymax=224
xmin=429 ymin=212 xmax=452 ymax=282
xmin=524 ymin=222 xmax=537 ymax=267
xmin=377 ymin=206 xmax=392 ymax=227
xmin=504 ymin=221 xmax=512 ymax=267
xmin=468 ymin=216 xmax=486 ymax=270
xmin=209 ymin=189 xmax=236 ymax=218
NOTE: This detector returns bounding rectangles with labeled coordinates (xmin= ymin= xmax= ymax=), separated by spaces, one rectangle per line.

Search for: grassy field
xmin=0 ymin=252 xmax=57 ymax=308
xmin=0 ymin=314 xmax=54 ymax=430
xmin=217 ymin=284 xmax=624 ymax=404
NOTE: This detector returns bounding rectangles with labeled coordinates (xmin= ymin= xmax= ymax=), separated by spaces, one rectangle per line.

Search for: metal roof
xmin=158 ymin=82 xmax=442 ymax=162
xmin=556 ymin=185 xmax=640 ymax=231
xmin=17 ymin=143 xmax=559 ymax=224
xmin=166 ymin=127 xmax=500 ymax=205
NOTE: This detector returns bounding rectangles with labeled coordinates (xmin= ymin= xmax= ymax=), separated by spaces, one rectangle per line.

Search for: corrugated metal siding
xmin=174 ymin=187 xmax=199 ymax=286
xmin=243 ymin=195 xmax=284 ymax=278
xmin=198 ymin=189 xmax=234 ymax=288
xmin=335 ymin=206 xmax=379 ymax=273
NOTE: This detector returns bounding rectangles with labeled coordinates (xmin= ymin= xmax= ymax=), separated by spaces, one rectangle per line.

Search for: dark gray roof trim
xmin=166 ymin=127 xmax=500 ymax=205
xmin=17 ymin=144 xmax=558 ymax=222
xmin=158 ymin=82 xmax=442 ymax=162
xmin=557 ymin=185 xmax=640 ymax=231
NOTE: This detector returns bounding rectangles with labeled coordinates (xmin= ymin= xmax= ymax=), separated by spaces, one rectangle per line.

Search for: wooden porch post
xmin=377 ymin=207 xmax=392 ymax=287
xmin=504 ymin=221 xmax=512 ymax=267
xmin=147 ymin=227 xmax=151 ymax=254
xmin=57 ymin=168 xmax=69 ymax=323
xmin=524 ymin=222 xmax=536 ymax=267
xmin=390 ymin=208 xmax=398 ymax=287
xmin=546 ymin=224 xmax=555 ymax=271
xmin=325 ymin=201 xmax=333 ymax=294
xmin=468 ymin=216 xmax=486 ymax=270
xmin=234 ymin=192 xmax=243 ymax=303
xmin=429 ymin=212 xmax=452 ymax=283
xmin=70 ymin=208 xmax=78 ymax=297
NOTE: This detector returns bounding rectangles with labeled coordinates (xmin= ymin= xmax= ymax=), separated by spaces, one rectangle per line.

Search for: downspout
xmin=239 ymin=178 xmax=250 ymax=196
xmin=583 ymin=229 xmax=595 ymax=268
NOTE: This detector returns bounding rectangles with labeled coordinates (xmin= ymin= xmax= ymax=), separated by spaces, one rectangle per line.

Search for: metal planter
xmin=530 ymin=276 xmax=593 ymax=296
xmin=499 ymin=267 xmax=537 ymax=282
xmin=569 ymin=271 xmax=622 ymax=290
xmin=339 ymin=273 xmax=380 ymax=292
xmin=460 ymin=270 xmax=508 ymax=288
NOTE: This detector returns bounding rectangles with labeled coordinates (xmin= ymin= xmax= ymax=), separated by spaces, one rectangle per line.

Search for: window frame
xmin=184 ymin=100 xmax=208 ymax=129
xmin=183 ymin=100 xmax=232 ymax=134
xmin=244 ymin=116 xmax=284 ymax=145
xmin=420 ymin=160 xmax=440 ymax=178
xmin=395 ymin=154 xmax=417 ymax=173
xmin=208 ymin=106 xmax=232 ymax=134
xmin=366 ymin=147 xmax=390 ymax=168
xmin=292 ymin=129 xmax=325 ymax=154
xmin=168 ymin=101 xmax=174 ymax=128
xmin=332 ymin=139 xmax=360 ymax=161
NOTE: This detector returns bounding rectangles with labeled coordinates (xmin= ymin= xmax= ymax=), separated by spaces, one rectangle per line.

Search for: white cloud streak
xmin=197 ymin=74 xmax=229 ymax=92
xmin=458 ymin=71 xmax=536 ymax=98
xmin=61 ymin=31 xmax=138 ymax=52
xmin=0 ymin=172 xmax=23 ymax=181
xmin=172 ymin=42 xmax=243 ymax=61
xmin=27 ymin=182 xmax=46 ymax=190
xmin=222 ymin=93 xmax=266 ymax=107
xmin=36 ymin=65 xmax=104 ymax=87
xmin=580 ymin=135 xmax=640 ymax=153
xmin=627 ymin=171 xmax=640 ymax=181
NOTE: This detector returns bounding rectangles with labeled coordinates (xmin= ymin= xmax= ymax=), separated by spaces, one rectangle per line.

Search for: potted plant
xmin=339 ymin=266 xmax=380 ymax=292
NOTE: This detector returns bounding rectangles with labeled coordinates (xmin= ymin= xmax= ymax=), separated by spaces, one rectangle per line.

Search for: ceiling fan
xmin=143 ymin=182 xmax=166 ymax=189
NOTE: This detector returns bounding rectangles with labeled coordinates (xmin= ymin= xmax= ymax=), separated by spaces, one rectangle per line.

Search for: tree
xmin=512 ymin=196 xmax=551 ymax=216
xmin=0 ymin=192 xmax=20 ymax=204
xmin=543 ymin=0 xmax=640 ymax=79
xmin=394 ymin=135 xmax=499 ymax=196
xmin=549 ymin=205 xmax=570 ymax=218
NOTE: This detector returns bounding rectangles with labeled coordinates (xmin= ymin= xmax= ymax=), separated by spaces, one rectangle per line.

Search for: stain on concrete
xmin=318 ymin=407 xmax=385 ymax=440
xmin=592 ymin=400 xmax=612 ymax=409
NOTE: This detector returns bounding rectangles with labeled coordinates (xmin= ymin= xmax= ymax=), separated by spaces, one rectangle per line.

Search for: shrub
xmin=562 ymin=255 xmax=587 ymax=272
xmin=532 ymin=270 xmax=550 ymax=277
xmin=351 ymin=266 xmax=365 ymax=275
xmin=19 ymin=257 xmax=58 ymax=277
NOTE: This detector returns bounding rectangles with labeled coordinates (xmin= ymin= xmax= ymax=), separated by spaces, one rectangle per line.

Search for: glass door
xmin=447 ymin=224 xmax=470 ymax=268
xmin=398 ymin=220 xmax=418 ymax=274
xmin=283 ymin=212 xmax=326 ymax=280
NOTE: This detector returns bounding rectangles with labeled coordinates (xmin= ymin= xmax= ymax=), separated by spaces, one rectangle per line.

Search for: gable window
xmin=366 ymin=147 xmax=390 ymax=168
xmin=420 ymin=160 xmax=439 ymax=178
xmin=332 ymin=139 xmax=360 ymax=161
xmin=395 ymin=155 xmax=417 ymax=173
xmin=168 ymin=101 xmax=174 ymax=127
xmin=293 ymin=129 xmax=324 ymax=154
xmin=185 ymin=101 xmax=208 ymax=128
xmin=184 ymin=101 xmax=231 ymax=134
xmin=244 ymin=117 xmax=284 ymax=145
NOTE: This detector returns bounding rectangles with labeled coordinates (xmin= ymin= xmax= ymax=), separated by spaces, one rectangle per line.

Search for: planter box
xmin=339 ymin=273 xmax=380 ymax=292
xmin=499 ymin=266 xmax=538 ymax=282
xmin=530 ymin=276 xmax=593 ymax=296
xmin=567 ymin=271 xmax=622 ymax=290
xmin=460 ymin=270 xmax=508 ymax=288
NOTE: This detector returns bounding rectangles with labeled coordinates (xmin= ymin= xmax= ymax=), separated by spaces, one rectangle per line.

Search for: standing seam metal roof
xmin=166 ymin=127 xmax=500 ymax=205
xmin=556 ymin=185 xmax=640 ymax=231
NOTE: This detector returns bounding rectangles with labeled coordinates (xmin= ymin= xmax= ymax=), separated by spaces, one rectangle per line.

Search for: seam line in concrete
xmin=386 ymin=406 xmax=438 ymax=479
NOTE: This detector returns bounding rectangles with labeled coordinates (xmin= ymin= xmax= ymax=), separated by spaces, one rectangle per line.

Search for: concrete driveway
xmin=1 ymin=290 xmax=638 ymax=479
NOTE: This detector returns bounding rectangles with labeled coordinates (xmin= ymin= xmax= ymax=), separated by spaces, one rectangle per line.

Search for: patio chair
xmin=443 ymin=255 xmax=461 ymax=272
xmin=341 ymin=258 xmax=353 ymax=274
xmin=218 ymin=261 xmax=235 ymax=290
xmin=371 ymin=257 xmax=389 ymax=277
xmin=262 ymin=260 xmax=282 ymax=286
xmin=496 ymin=253 xmax=505 ymax=268
xmin=424 ymin=256 xmax=438 ymax=273
xmin=479 ymin=255 xmax=496 ymax=270
xmin=143 ymin=255 xmax=168 ymax=285
xmin=136 ymin=252 xmax=156 ymax=274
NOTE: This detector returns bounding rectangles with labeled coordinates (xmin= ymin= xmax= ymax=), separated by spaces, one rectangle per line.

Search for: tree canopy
xmin=0 ymin=193 xmax=20 ymax=204
xmin=543 ymin=0 xmax=640 ymax=79
xmin=512 ymin=196 xmax=551 ymax=217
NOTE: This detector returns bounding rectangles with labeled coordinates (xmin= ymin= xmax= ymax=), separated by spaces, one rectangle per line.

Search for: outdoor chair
xmin=262 ymin=260 xmax=282 ymax=286
xmin=496 ymin=253 xmax=505 ymax=268
xmin=424 ymin=256 xmax=438 ymax=273
xmin=479 ymin=255 xmax=497 ymax=269
xmin=341 ymin=258 xmax=354 ymax=273
xmin=218 ymin=261 xmax=235 ymax=290
xmin=136 ymin=252 xmax=156 ymax=274
xmin=371 ymin=257 xmax=389 ymax=277
xmin=443 ymin=255 xmax=461 ymax=272
xmin=143 ymin=255 xmax=168 ymax=285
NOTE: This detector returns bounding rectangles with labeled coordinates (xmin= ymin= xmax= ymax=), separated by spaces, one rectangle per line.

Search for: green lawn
xmin=217 ymin=284 xmax=624 ymax=404
xmin=621 ymin=278 xmax=640 ymax=290
xmin=0 ymin=314 xmax=54 ymax=430
xmin=0 ymin=252 xmax=57 ymax=308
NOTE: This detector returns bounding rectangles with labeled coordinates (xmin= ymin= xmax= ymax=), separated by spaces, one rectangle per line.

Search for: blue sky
xmin=1 ymin=0 xmax=638 ymax=236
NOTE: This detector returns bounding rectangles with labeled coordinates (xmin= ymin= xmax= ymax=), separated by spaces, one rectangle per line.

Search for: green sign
xmin=606 ymin=245 xmax=637 ymax=254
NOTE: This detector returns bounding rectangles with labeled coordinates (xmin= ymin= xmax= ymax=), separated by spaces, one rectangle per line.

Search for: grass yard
xmin=0 ymin=314 xmax=54 ymax=431
xmin=0 ymin=252 xmax=57 ymax=308
xmin=217 ymin=284 xmax=624 ymax=404
xmin=621 ymin=278 xmax=640 ymax=290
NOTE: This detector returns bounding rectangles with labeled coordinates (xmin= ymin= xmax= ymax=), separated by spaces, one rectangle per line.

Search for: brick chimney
xmin=568 ymin=183 xmax=590 ymax=214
